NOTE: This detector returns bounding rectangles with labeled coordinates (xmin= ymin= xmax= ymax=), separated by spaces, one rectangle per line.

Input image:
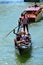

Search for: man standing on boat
xmin=17 ymin=13 xmax=24 ymax=32
xmin=22 ymin=14 xmax=29 ymax=32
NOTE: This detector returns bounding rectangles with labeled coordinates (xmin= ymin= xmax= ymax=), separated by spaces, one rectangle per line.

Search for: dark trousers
xmin=23 ymin=24 xmax=28 ymax=32
xmin=17 ymin=22 xmax=21 ymax=32
xmin=17 ymin=25 xmax=20 ymax=32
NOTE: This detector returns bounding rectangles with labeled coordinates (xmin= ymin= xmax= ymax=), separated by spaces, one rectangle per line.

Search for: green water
xmin=0 ymin=2 xmax=43 ymax=65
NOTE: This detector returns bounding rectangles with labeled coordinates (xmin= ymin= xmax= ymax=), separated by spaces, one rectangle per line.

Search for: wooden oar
xmin=3 ymin=25 xmax=18 ymax=38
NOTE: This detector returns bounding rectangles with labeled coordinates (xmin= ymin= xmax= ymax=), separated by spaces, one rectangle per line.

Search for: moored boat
xmin=22 ymin=5 xmax=42 ymax=23
xmin=14 ymin=26 xmax=32 ymax=54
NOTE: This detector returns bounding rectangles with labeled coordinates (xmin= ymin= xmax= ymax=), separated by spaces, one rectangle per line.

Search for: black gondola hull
xmin=15 ymin=42 xmax=32 ymax=54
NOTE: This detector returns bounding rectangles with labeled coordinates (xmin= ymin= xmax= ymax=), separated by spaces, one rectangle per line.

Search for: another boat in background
xmin=22 ymin=5 xmax=42 ymax=23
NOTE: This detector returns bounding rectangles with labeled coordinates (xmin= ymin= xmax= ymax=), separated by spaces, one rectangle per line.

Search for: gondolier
xmin=22 ymin=14 xmax=28 ymax=32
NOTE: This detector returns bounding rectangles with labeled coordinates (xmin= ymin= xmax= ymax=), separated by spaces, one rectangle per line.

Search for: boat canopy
xmin=25 ymin=7 xmax=40 ymax=11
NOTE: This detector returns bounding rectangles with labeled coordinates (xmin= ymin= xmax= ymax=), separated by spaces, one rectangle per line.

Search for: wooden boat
xmin=22 ymin=5 xmax=42 ymax=23
xmin=14 ymin=26 xmax=32 ymax=54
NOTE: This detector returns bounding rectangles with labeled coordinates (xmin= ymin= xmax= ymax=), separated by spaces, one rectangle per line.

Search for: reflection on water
xmin=16 ymin=53 xmax=31 ymax=63
xmin=15 ymin=46 xmax=32 ymax=63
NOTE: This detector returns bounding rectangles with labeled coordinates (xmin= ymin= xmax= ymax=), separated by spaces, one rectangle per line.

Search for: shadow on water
xmin=15 ymin=46 xmax=32 ymax=63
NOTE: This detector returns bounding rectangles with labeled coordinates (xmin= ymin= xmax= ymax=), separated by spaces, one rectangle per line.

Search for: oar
xmin=3 ymin=25 xmax=18 ymax=38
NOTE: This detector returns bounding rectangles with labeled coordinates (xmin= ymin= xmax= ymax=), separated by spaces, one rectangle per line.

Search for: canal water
xmin=0 ymin=2 xmax=43 ymax=65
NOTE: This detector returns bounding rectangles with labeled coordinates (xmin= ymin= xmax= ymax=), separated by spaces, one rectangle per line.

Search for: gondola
xmin=14 ymin=26 xmax=32 ymax=54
